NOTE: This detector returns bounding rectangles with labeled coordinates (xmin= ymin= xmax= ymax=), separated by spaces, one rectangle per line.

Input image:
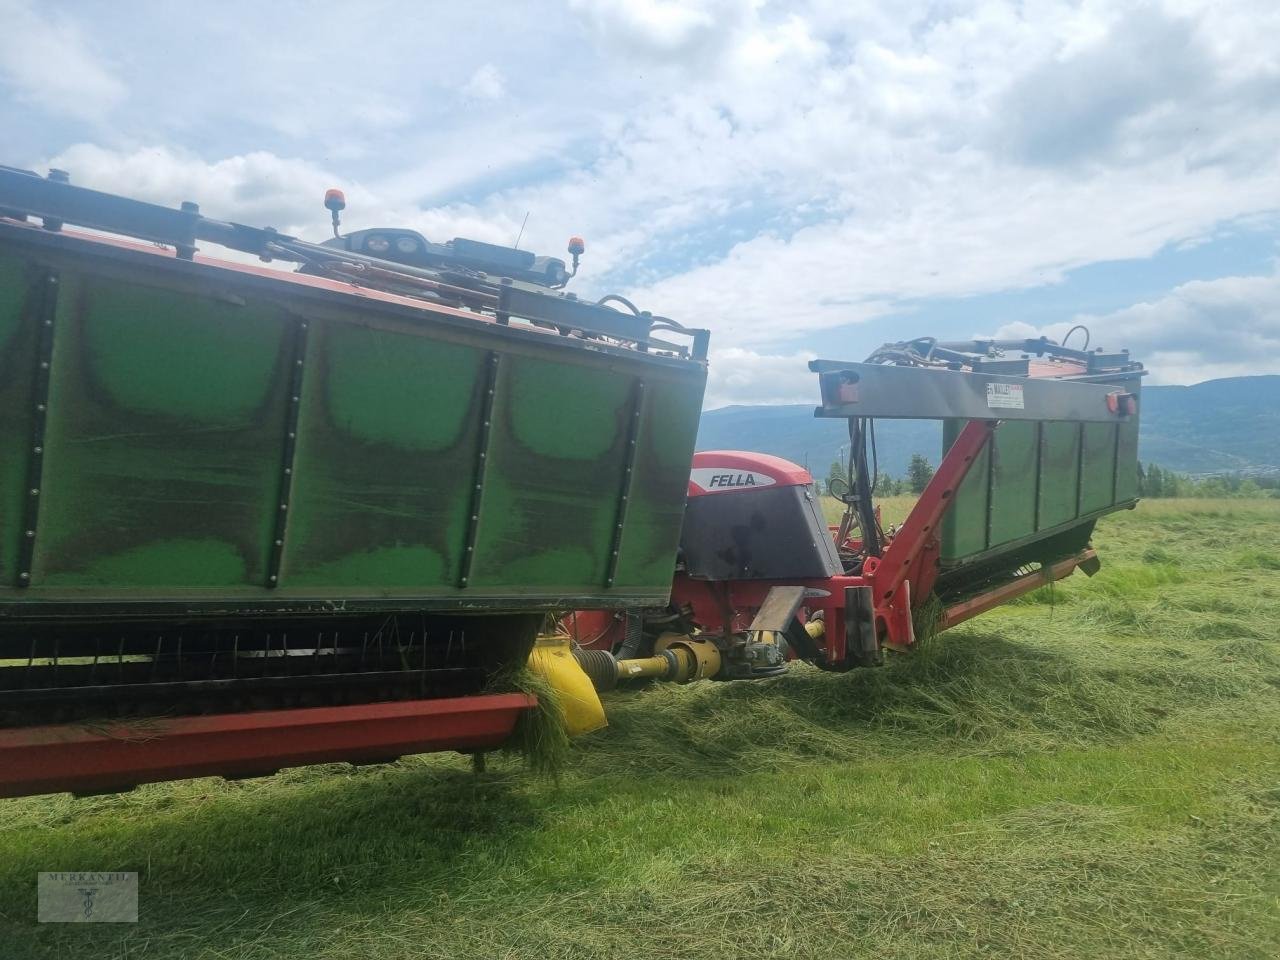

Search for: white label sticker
xmin=689 ymin=467 xmax=777 ymax=493
xmin=986 ymin=382 xmax=1025 ymax=410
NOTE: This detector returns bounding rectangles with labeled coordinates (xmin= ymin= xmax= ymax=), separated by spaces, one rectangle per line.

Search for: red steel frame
xmin=667 ymin=420 xmax=1094 ymax=665
xmin=0 ymin=693 xmax=534 ymax=799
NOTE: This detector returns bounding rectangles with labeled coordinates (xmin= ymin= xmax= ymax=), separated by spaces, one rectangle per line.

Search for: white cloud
xmin=462 ymin=64 xmax=507 ymax=101
xmin=10 ymin=0 xmax=1280 ymax=398
xmin=46 ymin=144 xmax=362 ymax=237
xmin=568 ymin=0 xmax=752 ymax=61
xmin=0 ymin=1 xmax=125 ymax=121
xmin=704 ymin=347 xmax=817 ymax=408
xmin=991 ymin=270 xmax=1280 ymax=385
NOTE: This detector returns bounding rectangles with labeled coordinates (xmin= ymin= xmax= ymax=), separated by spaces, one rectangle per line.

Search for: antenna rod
xmin=513 ymin=211 xmax=530 ymax=250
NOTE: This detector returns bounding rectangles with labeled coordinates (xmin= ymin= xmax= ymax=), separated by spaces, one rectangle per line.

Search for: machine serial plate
xmin=985 ymin=382 xmax=1025 ymax=409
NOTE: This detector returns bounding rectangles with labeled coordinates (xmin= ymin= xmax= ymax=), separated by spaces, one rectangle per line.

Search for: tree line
xmin=827 ymin=453 xmax=936 ymax=496
xmin=1139 ymin=463 xmax=1279 ymax=499
xmin=823 ymin=456 xmax=1279 ymax=499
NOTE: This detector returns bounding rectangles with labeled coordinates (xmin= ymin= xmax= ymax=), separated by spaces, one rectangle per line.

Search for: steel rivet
xmin=268 ymin=575 xmax=278 ymax=583
xmin=288 ymin=432 xmax=296 ymax=439
xmin=25 ymin=530 xmax=35 ymax=538
xmin=483 ymin=421 xmax=490 ymax=428
xmin=280 ymin=503 xmax=288 ymax=511
xmin=43 ymin=320 xmax=52 ymax=327
xmin=475 ymin=484 xmax=482 ymax=491
xmin=284 ymin=467 xmax=292 ymax=475
xmin=275 ymin=539 xmax=283 ymax=547
xmin=19 ymin=572 xmax=30 ymax=581
xmin=29 ymin=488 xmax=39 ymax=496
xmin=36 ymin=404 xmax=45 ymax=412
xmin=466 ymin=546 xmax=473 ymax=552
xmin=471 ymin=515 xmax=478 ymax=521
xmin=300 ymin=323 xmax=308 ymax=330
xmin=291 ymin=396 xmax=299 ymax=403
xmin=40 ymin=361 xmax=49 ymax=370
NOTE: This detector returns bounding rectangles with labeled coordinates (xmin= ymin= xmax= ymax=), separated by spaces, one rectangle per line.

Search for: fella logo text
xmin=708 ymin=473 xmax=762 ymax=488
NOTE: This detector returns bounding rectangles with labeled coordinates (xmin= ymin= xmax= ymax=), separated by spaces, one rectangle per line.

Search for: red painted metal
xmin=564 ymin=609 xmax=625 ymax=651
xmin=688 ymin=450 xmax=814 ymax=495
xmin=0 ymin=694 xmax=535 ymax=799
xmin=667 ymin=420 xmax=996 ymax=666
xmin=940 ymin=550 xmax=1096 ymax=629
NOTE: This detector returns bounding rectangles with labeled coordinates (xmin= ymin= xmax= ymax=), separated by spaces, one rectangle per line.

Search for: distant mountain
xmin=696 ymin=375 xmax=1280 ymax=478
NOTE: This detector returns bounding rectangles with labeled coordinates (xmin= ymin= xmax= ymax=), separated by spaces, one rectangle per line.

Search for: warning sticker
xmin=986 ymin=382 xmax=1025 ymax=410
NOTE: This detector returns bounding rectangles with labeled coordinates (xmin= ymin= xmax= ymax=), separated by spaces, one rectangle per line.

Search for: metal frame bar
xmin=605 ymin=381 xmax=645 ymax=588
xmin=15 ymin=269 xmax=58 ymax=588
xmin=940 ymin=550 xmax=1095 ymax=629
xmin=0 ymin=693 xmax=535 ymax=799
xmin=267 ymin=318 xmax=310 ymax=587
xmin=0 ymin=167 xmax=710 ymax=362
xmin=458 ymin=352 xmax=501 ymax=588
xmin=0 ymin=220 xmax=703 ymax=376
xmin=809 ymin=360 xmax=1140 ymax=423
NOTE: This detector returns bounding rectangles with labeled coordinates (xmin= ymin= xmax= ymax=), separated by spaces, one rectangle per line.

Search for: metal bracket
xmin=748 ymin=585 xmax=808 ymax=633
xmin=16 ymin=270 xmax=59 ymax=588
xmin=809 ymin=360 xmax=1141 ymax=422
xmin=266 ymin=318 xmax=310 ymax=587
xmin=458 ymin=352 xmax=500 ymax=588
xmin=844 ymin=585 xmax=881 ymax=667
xmin=605 ymin=381 xmax=645 ymax=588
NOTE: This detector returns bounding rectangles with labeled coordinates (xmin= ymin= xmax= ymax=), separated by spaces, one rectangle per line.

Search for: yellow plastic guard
xmin=527 ymin=635 xmax=608 ymax=736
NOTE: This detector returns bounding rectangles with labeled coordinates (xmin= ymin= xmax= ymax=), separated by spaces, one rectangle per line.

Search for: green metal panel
xmin=469 ymin=354 xmax=633 ymax=590
xmin=941 ymin=424 xmax=989 ymax=558
xmin=986 ymin=420 xmax=1039 ymax=547
xmin=1079 ymin=421 xmax=1118 ymax=514
xmin=0 ymin=229 xmax=706 ymax=615
xmin=1116 ymin=412 xmax=1140 ymax=501
xmin=611 ymin=378 xmax=704 ymax=589
xmin=34 ymin=273 xmax=291 ymax=588
xmin=284 ymin=322 xmax=484 ymax=589
xmin=1037 ymin=421 xmax=1081 ymax=530
xmin=940 ymin=374 xmax=1141 ymax=569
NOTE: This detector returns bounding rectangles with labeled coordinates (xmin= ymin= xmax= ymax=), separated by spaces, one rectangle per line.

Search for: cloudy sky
xmin=3 ymin=0 xmax=1278 ymax=406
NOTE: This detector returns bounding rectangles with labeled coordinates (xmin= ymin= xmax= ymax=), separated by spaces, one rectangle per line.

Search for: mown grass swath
xmin=1 ymin=498 xmax=1277 ymax=959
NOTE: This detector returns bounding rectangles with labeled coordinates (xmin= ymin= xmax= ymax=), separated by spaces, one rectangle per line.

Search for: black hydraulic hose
xmin=596 ymin=293 xmax=641 ymax=314
xmin=1062 ymin=324 xmax=1091 ymax=351
xmin=847 ymin=418 xmax=882 ymax=557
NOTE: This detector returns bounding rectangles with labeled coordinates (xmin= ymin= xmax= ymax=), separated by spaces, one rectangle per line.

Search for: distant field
xmin=2 ymin=499 xmax=1278 ymax=959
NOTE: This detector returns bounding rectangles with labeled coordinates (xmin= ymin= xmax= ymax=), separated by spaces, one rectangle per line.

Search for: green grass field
xmin=2 ymin=499 xmax=1278 ymax=959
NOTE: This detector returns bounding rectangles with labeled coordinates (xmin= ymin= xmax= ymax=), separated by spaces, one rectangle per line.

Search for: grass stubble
xmin=0 ymin=498 xmax=1277 ymax=959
